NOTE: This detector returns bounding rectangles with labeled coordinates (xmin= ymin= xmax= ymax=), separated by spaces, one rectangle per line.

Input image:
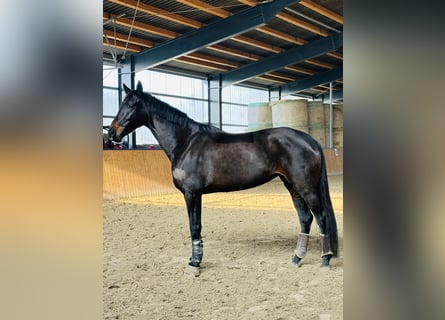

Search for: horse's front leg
xmin=183 ymin=190 xmax=203 ymax=276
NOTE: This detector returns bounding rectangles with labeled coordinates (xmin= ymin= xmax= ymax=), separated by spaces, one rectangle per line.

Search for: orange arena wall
xmin=103 ymin=150 xmax=176 ymax=200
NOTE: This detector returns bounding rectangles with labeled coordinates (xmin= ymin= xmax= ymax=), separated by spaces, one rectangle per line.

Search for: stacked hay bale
xmin=324 ymin=103 xmax=343 ymax=148
xmin=247 ymin=99 xmax=343 ymax=149
xmin=270 ymin=99 xmax=309 ymax=133
xmin=308 ymin=101 xmax=326 ymax=147
xmin=247 ymin=102 xmax=272 ymax=132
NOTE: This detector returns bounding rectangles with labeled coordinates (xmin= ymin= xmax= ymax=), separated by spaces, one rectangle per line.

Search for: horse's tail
xmin=318 ymin=149 xmax=338 ymax=256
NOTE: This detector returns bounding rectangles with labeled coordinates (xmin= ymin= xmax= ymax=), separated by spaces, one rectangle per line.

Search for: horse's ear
xmin=123 ymin=84 xmax=131 ymax=94
xmin=136 ymin=81 xmax=143 ymax=93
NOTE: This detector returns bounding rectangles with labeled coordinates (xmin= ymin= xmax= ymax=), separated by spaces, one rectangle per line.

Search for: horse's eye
xmin=130 ymin=99 xmax=139 ymax=108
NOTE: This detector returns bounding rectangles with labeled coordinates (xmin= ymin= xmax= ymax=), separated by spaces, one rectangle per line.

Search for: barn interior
xmin=102 ymin=0 xmax=343 ymax=198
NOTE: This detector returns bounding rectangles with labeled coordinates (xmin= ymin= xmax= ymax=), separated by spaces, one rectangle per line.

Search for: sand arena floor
xmin=103 ymin=175 xmax=343 ymax=320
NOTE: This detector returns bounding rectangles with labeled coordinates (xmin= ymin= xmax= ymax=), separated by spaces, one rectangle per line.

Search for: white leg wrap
xmin=295 ymin=233 xmax=309 ymax=258
xmin=320 ymin=233 xmax=333 ymax=257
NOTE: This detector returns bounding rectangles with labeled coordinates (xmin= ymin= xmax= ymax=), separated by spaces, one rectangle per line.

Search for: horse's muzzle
xmin=107 ymin=127 xmax=119 ymax=143
xmin=109 ymin=121 xmax=125 ymax=142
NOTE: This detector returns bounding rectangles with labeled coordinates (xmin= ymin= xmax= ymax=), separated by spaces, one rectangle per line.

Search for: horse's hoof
xmin=320 ymin=255 xmax=332 ymax=268
xmin=292 ymin=255 xmax=303 ymax=267
xmin=185 ymin=265 xmax=200 ymax=276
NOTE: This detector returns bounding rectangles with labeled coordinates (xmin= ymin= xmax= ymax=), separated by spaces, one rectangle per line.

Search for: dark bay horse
xmin=109 ymin=81 xmax=338 ymax=275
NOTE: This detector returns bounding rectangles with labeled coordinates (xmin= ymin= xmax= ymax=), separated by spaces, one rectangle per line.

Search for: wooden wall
xmin=324 ymin=147 xmax=343 ymax=175
xmin=103 ymin=150 xmax=175 ymax=200
xmin=103 ymin=147 xmax=343 ymax=199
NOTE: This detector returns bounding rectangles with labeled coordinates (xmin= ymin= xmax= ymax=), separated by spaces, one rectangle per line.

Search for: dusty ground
xmin=103 ymin=175 xmax=343 ymax=320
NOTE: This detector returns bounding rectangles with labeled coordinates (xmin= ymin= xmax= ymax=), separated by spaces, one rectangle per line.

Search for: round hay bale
xmin=271 ymin=99 xmax=308 ymax=133
xmin=324 ymin=104 xmax=343 ymax=147
xmin=308 ymin=101 xmax=326 ymax=147
xmin=247 ymin=102 xmax=272 ymax=132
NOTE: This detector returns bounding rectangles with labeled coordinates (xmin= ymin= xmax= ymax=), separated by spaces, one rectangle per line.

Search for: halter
xmin=103 ymin=126 xmax=126 ymax=147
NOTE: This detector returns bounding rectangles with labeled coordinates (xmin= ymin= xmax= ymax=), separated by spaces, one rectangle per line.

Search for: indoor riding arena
xmin=103 ymin=1 xmax=343 ymax=319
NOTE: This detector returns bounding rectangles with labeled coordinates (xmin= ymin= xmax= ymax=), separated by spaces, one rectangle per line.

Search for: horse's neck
xmin=147 ymin=104 xmax=200 ymax=161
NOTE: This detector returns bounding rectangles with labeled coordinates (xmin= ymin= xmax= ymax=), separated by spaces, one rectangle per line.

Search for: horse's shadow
xmin=199 ymin=234 xmax=343 ymax=272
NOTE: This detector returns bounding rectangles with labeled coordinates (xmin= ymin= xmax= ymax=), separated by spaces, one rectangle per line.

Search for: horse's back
xmin=208 ymin=127 xmax=318 ymax=148
xmin=254 ymin=127 xmax=322 ymax=156
xmin=204 ymin=127 xmax=322 ymax=168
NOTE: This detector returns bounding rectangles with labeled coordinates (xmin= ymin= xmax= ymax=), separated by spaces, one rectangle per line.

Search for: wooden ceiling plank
xmin=285 ymin=65 xmax=315 ymax=75
xmin=102 ymin=38 xmax=142 ymax=52
xmin=276 ymin=12 xmax=330 ymax=37
xmin=104 ymin=12 xmax=262 ymax=63
xmin=268 ymin=72 xmax=296 ymax=81
xmin=104 ymin=30 xmax=240 ymax=68
xmin=327 ymin=51 xmax=343 ymax=60
xmin=176 ymin=56 xmax=231 ymax=71
xmin=208 ymin=45 xmax=261 ymax=61
xmin=187 ymin=52 xmax=240 ymax=68
xmin=109 ymin=0 xmax=204 ymax=28
xmin=104 ymin=12 xmax=260 ymax=63
xmin=105 ymin=0 xmax=286 ymax=58
xmin=300 ymin=0 xmax=343 ymax=24
xmin=232 ymin=35 xmax=282 ymax=53
xmin=108 ymin=1 xmax=339 ymax=69
xmin=238 ymin=1 xmax=331 ymax=37
xmin=276 ymin=66 xmax=342 ymax=96
xmin=238 ymin=0 xmax=258 ymax=6
xmin=257 ymin=26 xmax=306 ymax=46
xmin=109 ymin=0 xmax=288 ymax=59
xmin=220 ymin=32 xmax=341 ymax=87
xmin=103 ymin=30 xmax=155 ymax=47
xmin=177 ymin=0 xmax=230 ymax=18
xmin=318 ymin=84 xmax=339 ymax=90
xmin=305 ymin=58 xmax=334 ymax=69
xmin=103 ymin=39 xmax=231 ymax=71
xmin=177 ymin=0 xmax=287 ymax=54
xmin=257 ymin=74 xmax=287 ymax=84
xmin=104 ymin=12 xmax=179 ymax=39
xmin=236 ymin=1 xmax=341 ymax=64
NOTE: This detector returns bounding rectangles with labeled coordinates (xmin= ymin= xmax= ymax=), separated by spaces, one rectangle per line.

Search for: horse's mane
xmin=144 ymin=92 xmax=220 ymax=133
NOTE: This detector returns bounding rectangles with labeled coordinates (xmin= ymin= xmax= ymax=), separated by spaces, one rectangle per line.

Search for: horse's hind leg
xmin=280 ymin=177 xmax=313 ymax=266
xmin=292 ymin=196 xmax=314 ymax=266
xmin=301 ymin=191 xmax=333 ymax=267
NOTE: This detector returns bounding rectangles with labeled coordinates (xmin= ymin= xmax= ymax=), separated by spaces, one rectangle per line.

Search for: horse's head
xmin=108 ymin=81 xmax=149 ymax=143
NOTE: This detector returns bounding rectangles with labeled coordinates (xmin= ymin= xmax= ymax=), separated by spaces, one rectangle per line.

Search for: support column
xmin=120 ymin=56 xmax=135 ymax=91
xmin=329 ymin=81 xmax=333 ymax=148
xmin=269 ymin=86 xmax=281 ymax=101
xmin=208 ymin=75 xmax=222 ymax=129
xmin=120 ymin=57 xmax=136 ymax=148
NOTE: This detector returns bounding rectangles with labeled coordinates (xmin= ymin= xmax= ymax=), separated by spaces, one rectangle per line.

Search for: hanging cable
xmin=113 ymin=18 xmax=118 ymax=67
xmin=284 ymin=7 xmax=341 ymax=33
xmin=103 ymin=13 xmax=126 ymax=67
xmin=121 ymin=0 xmax=141 ymax=61
xmin=103 ymin=31 xmax=118 ymax=65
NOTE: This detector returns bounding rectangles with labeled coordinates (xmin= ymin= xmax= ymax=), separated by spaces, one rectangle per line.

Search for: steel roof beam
xmin=220 ymin=32 xmax=342 ymax=87
xmin=128 ymin=0 xmax=301 ymax=72
xmin=320 ymin=89 xmax=343 ymax=101
xmin=273 ymin=66 xmax=342 ymax=96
